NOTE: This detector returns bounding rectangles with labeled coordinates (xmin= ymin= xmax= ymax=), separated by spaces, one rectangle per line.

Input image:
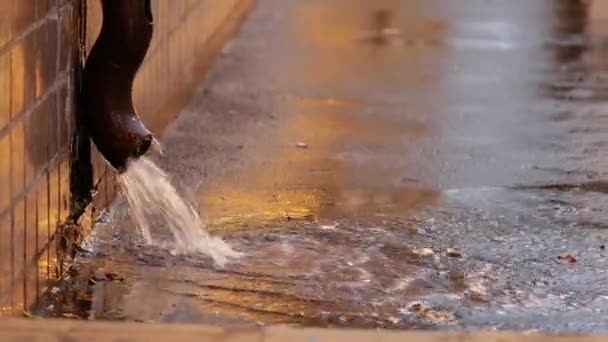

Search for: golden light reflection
xmin=205 ymin=189 xmax=318 ymax=228
xmin=200 ymin=1 xmax=443 ymax=229
xmin=286 ymin=0 xmax=448 ymax=87
xmin=201 ymin=93 xmax=438 ymax=227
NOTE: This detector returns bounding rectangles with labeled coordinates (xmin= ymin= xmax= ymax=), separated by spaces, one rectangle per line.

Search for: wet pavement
xmin=39 ymin=0 xmax=608 ymax=334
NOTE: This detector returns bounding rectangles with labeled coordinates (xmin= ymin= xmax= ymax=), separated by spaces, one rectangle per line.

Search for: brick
xmin=0 ymin=133 xmax=9 ymax=215
xmin=0 ymin=51 xmax=10 ymax=130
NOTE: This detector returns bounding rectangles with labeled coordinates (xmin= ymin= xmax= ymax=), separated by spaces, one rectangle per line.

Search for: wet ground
xmin=39 ymin=0 xmax=608 ymax=334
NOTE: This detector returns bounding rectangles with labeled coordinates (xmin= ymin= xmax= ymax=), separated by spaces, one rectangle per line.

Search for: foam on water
xmin=119 ymin=157 xmax=241 ymax=266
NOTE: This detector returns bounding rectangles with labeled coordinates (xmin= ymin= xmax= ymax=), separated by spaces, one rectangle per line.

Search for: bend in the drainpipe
xmin=82 ymin=0 xmax=155 ymax=173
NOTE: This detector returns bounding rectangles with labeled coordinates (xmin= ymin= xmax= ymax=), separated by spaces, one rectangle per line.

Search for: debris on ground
xmin=320 ymin=224 xmax=337 ymax=230
xmin=558 ymin=254 xmax=577 ymax=263
xmin=491 ymin=236 xmax=505 ymax=242
xmin=23 ymin=310 xmax=36 ymax=319
xmin=413 ymin=247 xmax=435 ymax=256
xmin=105 ymin=272 xmax=124 ymax=282
xmin=62 ymin=313 xmax=79 ymax=319
xmin=405 ymin=302 xmax=454 ymax=322
xmin=446 ymin=248 xmax=462 ymax=258
xmin=295 ymin=142 xmax=308 ymax=149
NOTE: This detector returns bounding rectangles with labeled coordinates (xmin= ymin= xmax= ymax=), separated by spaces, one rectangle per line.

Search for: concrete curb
xmin=0 ymin=318 xmax=602 ymax=342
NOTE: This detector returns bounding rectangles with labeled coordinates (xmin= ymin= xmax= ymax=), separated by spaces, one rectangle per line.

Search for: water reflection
xmin=194 ymin=0 xmax=608 ymax=329
xmin=201 ymin=0 xmax=443 ymax=226
xmin=202 ymin=95 xmax=437 ymax=227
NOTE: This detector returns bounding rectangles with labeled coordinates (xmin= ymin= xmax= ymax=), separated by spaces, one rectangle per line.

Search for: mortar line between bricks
xmin=0 ymin=222 xmax=61 ymax=311
xmin=0 ymin=72 xmax=68 ymax=141
xmin=0 ymin=2 xmax=72 ymax=58
xmin=0 ymin=146 xmax=70 ymax=222
xmin=0 ymin=147 xmax=69 ymax=307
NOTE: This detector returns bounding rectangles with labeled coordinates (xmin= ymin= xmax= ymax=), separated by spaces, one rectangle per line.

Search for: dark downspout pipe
xmin=82 ymin=0 xmax=155 ymax=173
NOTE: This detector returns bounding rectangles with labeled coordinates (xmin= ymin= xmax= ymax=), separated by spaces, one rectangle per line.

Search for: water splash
xmin=150 ymin=137 xmax=164 ymax=157
xmin=119 ymin=157 xmax=241 ymax=266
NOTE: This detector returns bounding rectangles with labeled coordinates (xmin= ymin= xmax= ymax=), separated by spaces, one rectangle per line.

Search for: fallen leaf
xmin=407 ymin=302 xmax=453 ymax=322
xmin=558 ymin=254 xmax=577 ymax=263
xmin=424 ymin=309 xmax=452 ymax=321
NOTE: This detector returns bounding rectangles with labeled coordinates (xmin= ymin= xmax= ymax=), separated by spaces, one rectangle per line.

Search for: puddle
xmin=41 ymin=187 xmax=608 ymax=331
xmin=200 ymin=96 xmax=437 ymax=227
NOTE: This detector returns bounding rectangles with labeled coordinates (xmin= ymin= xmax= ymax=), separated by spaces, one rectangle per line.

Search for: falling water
xmin=118 ymin=156 xmax=241 ymax=267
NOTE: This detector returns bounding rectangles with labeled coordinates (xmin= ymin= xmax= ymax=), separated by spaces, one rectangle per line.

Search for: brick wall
xmin=0 ymin=0 xmax=76 ymax=316
xmin=0 ymin=0 xmax=254 ymax=316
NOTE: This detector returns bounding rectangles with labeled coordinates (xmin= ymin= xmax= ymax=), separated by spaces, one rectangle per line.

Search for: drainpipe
xmin=81 ymin=0 xmax=155 ymax=173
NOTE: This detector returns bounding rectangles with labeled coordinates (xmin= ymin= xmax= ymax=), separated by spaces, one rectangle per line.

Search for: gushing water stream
xmin=119 ymin=157 xmax=241 ymax=266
